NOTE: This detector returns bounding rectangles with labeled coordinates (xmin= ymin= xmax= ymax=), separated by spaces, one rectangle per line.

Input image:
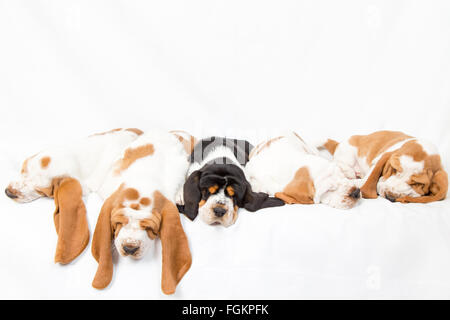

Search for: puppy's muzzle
xmin=385 ymin=193 xmax=397 ymax=202
xmin=5 ymin=187 xmax=18 ymax=199
xmin=213 ymin=206 xmax=227 ymax=217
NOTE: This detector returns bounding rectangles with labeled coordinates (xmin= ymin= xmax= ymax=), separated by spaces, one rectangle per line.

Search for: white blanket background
xmin=1 ymin=1 xmax=450 ymax=299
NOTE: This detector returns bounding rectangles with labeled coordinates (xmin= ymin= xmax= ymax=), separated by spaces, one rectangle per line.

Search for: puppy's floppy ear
xmin=361 ymin=152 xmax=393 ymax=199
xmin=91 ymin=193 xmax=116 ymax=289
xmin=53 ymin=177 xmax=89 ymax=264
xmin=153 ymin=191 xmax=192 ymax=295
xmin=241 ymin=180 xmax=285 ymax=211
xmin=182 ymin=170 xmax=202 ymax=220
xmin=397 ymin=169 xmax=448 ymax=203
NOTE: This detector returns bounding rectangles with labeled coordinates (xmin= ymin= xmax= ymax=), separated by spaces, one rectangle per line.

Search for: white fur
xmin=99 ymin=129 xmax=190 ymax=259
xmin=245 ymin=133 xmax=359 ymax=209
xmin=7 ymin=129 xmax=141 ymax=203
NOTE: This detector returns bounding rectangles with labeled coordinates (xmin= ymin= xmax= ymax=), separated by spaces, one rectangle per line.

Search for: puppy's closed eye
xmin=139 ymin=216 xmax=160 ymax=239
xmin=111 ymin=211 xmax=128 ymax=237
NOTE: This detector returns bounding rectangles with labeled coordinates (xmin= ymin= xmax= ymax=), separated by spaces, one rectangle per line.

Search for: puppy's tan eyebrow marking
xmin=40 ymin=156 xmax=51 ymax=169
xmin=208 ymin=185 xmax=219 ymax=194
xmin=226 ymin=186 xmax=235 ymax=196
xmin=115 ymin=144 xmax=155 ymax=174
xmin=199 ymin=200 xmax=206 ymax=207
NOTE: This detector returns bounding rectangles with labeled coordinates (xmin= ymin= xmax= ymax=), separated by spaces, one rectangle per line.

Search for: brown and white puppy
xmin=177 ymin=136 xmax=285 ymax=227
xmin=92 ymin=129 xmax=194 ymax=294
xmin=321 ymin=130 xmax=448 ymax=203
xmin=5 ymin=128 xmax=143 ymax=264
xmin=245 ymin=132 xmax=361 ymax=209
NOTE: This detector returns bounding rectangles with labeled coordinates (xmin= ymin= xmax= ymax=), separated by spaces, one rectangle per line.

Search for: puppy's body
xmin=179 ymin=136 xmax=284 ymax=227
xmin=323 ymin=130 xmax=448 ymax=202
xmin=92 ymin=129 xmax=193 ymax=294
xmin=5 ymin=128 xmax=143 ymax=264
xmin=246 ymin=132 xmax=360 ymax=209
xmin=6 ymin=128 xmax=143 ymax=203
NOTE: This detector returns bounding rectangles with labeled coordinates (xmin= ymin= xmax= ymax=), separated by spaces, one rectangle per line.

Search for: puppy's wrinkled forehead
xmin=199 ymin=164 xmax=246 ymax=193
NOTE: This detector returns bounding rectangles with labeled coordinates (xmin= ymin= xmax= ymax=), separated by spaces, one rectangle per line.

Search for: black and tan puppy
xmin=177 ymin=136 xmax=284 ymax=227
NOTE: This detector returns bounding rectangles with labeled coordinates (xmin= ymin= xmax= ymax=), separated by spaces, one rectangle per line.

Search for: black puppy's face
xmin=197 ymin=173 xmax=241 ymax=227
xmin=181 ymin=164 xmax=285 ymax=227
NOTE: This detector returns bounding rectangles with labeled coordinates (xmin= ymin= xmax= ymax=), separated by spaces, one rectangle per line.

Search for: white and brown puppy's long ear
xmin=240 ymin=181 xmax=285 ymax=211
xmin=396 ymin=169 xmax=448 ymax=203
xmin=53 ymin=177 xmax=89 ymax=264
xmin=360 ymin=152 xmax=393 ymax=199
xmin=179 ymin=170 xmax=202 ymax=221
xmin=91 ymin=194 xmax=116 ymax=289
xmin=153 ymin=191 xmax=192 ymax=295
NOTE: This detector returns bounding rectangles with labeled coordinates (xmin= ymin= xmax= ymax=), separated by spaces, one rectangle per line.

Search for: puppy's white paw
xmin=337 ymin=162 xmax=358 ymax=179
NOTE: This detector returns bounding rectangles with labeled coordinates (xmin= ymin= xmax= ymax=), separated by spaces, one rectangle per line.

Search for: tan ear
xmin=397 ymin=169 xmax=448 ymax=203
xmin=153 ymin=191 xmax=192 ymax=295
xmin=53 ymin=177 xmax=89 ymax=264
xmin=91 ymin=195 xmax=115 ymax=289
xmin=361 ymin=152 xmax=393 ymax=199
xmin=274 ymin=167 xmax=315 ymax=204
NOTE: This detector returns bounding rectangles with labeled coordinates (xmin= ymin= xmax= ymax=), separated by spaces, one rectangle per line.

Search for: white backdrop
xmin=1 ymin=1 xmax=450 ymax=299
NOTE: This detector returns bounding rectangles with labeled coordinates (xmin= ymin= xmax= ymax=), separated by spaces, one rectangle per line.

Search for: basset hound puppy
xmin=92 ymin=129 xmax=195 ymax=294
xmin=245 ymin=132 xmax=361 ymax=209
xmin=321 ymin=130 xmax=448 ymax=203
xmin=5 ymin=128 xmax=143 ymax=264
xmin=177 ymin=136 xmax=285 ymax=227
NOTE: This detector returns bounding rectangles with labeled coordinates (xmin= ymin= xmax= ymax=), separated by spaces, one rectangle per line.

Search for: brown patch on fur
xmin=140 ymin=197 xmax=151 ymax=206
xmin=170 ymin=130 xmax=197 ymax=154
xmin=125 ymin=128 xmax=143 ymax=136
xmin=323 ymin=139 xmax=339 ymax=155
xmin=90 ymin=128 xmax=122 ymax=137
xmin=129 ymin=203 xmax=140 ymax=210
xmin=226 ymin=186 xmax=235 ymax=196
xmin=21 ymin=159 xmax=29 ymax=174
xmin=198 ymin=199 xmax=206 ymax=207
xmin=91 ymin=128 xmax=143 ymax=137
xmin=40 ymin=156 xmax=51 ymax=169
xmin=250 ymin=136 xmax=284 ymax=159
xmin=275 ymin=167 xmax=315 ymax=204
xmin=123 ymin=188 xmax=140 ymax=200
xmin=208 ymin=185 xmax=219 ymax=194
xmin=349 ymin=131 xmax=412 ymax=165
xmin=115 ymin=144 xmax=155 ymax=174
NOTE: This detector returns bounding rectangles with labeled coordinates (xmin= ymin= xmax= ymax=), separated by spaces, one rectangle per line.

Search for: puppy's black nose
xmin=349 ymin=188 xmax=360 ymax=199
xmin=213 ymin=207 xmax=227 ymax=217
xmin=5 ymin=188 xmax=18 ymax=199
xmin=385 ymin=194 xmax=396 ymax=202
xmin=123 ymin=245 xmax=139 ymax=255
